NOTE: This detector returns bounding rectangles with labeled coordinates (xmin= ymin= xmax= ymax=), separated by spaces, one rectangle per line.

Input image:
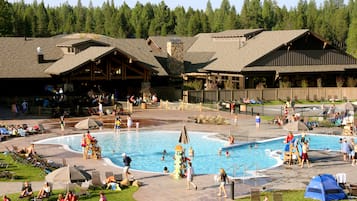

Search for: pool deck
xmin=0 ymin=104 xmax=356 ymax=200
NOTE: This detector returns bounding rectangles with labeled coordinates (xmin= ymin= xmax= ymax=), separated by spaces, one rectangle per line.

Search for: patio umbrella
xmin=74 ymin=118 xmax=103 ymax=130
xmin=45 ymin=166 xmax=91 ymax=184
xmin=178 ymin=125 xmax=189 ymax=144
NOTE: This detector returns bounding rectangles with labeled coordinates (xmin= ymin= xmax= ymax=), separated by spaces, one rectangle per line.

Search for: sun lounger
xmin=0 ymin=162 xmax=9 ymax=168
xmin=348 ymin=184 xmax=357 ymax=197
xmin=336 ymin=173 xmax=347 ymax=189
xmin=114 ymin=174 xmax=123 ymax=182
xmin=91 ymin=171 xmax=103 ymax=187
xmin=105 ymin=171 xmax=113 ymax=179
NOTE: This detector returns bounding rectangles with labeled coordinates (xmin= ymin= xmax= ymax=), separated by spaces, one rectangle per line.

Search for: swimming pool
xmin=36 ymin=131 xmax=352 ymax=177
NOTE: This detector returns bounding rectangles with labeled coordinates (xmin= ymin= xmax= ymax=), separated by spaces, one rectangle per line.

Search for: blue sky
xmin=8 ymin=0 xmax=348 ymax=11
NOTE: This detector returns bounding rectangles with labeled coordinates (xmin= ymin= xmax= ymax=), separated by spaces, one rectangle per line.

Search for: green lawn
xmin=5 ymin=188 xmax=138 ymax=201
xmin=0 ymin=152 xmax=45 ymax=181
xmin=0 ymin=152 xmax=138 ymax=200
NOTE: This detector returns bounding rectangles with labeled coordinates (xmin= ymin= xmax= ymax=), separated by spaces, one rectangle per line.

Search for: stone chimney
xmin=167 ymin=39 xmax=184 ymax=75
xmin=37 ymin=47 xmax=44 ymax=63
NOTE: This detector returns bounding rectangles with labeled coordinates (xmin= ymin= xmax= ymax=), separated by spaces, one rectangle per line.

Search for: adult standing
xmin=217 ymin=168 xmax=228 ymax=198
xmin=84 ymin=131 xmax=94 ymax=160
xmin=127 ymin=114 xmax=133 ymax=129
xmin=98 ymin=102 xmax=103 ymax=116
xmin=352 ymin=142 xmax=357 ymax=166
xmin=60 ymin=115 xmax=65 ymax=132
xmin=341 ymin=138 xmax=350 ymax=161
xmin=186 ymin=161 xmax=198 ymax=190
xmin=122 ymin=153 xmax=132 ymax=180
xmin=81 ymin=134 xmax=87 ymax=159
xmin=300 ymin=141 xmax=311 ymax=168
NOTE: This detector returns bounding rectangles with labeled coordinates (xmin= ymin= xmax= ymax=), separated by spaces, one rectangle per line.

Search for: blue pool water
xmin=36 ymin=131 xmax=352 ymax=177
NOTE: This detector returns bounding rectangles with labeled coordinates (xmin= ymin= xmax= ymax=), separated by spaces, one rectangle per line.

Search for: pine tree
xmin=84 ymin=2 xmax=94 ymax=33
xmin=262 ymin=0 xmax=277 ymax=30
xmin=173 ymin=6 xmax=187 ymax=36
xmin=346 ymin=1 xmax=357 ymax=57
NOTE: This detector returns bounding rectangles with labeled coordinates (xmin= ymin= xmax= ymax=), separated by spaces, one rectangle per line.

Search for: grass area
xmin=235 ymin=190 xmax=351 ymax=201
xmin=0 ymin=152 xmax=138 ymax=200
xmin=0 ymin=152 xmax=45 ymax=181
xmin=5 ymin=187 xmax=138 ymax=201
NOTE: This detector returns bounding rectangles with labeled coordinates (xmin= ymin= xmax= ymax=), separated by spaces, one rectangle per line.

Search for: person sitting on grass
xmin=57 ymin=193 xmax=65 ymax=201
xmin=65 ymin=191 xmax=78 ymax=201
xmin=19 ymin=181 xmax=33 ymax=198
xmin=99 ymin=191 xmax=107 ymax=201
xmin=3 ymin=194 xmax=11 ymax=201
xmin=37 ymin=182 xmax=51 ymax=199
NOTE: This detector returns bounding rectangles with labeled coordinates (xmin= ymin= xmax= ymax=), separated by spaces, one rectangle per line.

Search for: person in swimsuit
xmin=301 ymin=141 xmax=310 ymax=168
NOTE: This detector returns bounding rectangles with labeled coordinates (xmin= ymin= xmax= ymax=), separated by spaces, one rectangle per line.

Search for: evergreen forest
xmin=0 ymin=0 xmax=356 ymax=57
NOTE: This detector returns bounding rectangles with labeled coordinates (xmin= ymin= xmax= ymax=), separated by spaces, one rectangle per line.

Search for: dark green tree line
xmin=1 ymin=0 xmax=356 ymax=57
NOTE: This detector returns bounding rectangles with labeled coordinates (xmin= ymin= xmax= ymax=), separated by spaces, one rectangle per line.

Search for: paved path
xmin=0 ymin=105 xmax=356 ymax=201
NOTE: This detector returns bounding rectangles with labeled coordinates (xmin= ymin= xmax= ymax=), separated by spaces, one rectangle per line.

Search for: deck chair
xmin=273 ymin=192 xmax=283 ymax=201
xmin=348 ymin=184 xmax=357 ymax=196
xmin=105 ymin=171 xmax=113 ymax=179
xmin=250 ymin=188 xmax=261 ymax=201
xmin=91 ymin=171 xmax=103 ymax=187
xmin=0 ymin=162 xmax=9 ymax=168
xmin=336 ymin=173 xmax=347 ymax=189
xmin=38 ymin=124 xmax=46 ymax=134
xmin=114 ymin=174 xmax=123 ymax=182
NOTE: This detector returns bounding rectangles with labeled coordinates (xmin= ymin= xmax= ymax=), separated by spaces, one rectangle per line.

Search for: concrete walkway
xmin=0 ymin=105 xmax=356 ymax=200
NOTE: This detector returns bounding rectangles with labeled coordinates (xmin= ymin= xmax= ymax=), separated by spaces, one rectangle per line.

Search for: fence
xmin=184 ymin=87 xmax=357 ymax=103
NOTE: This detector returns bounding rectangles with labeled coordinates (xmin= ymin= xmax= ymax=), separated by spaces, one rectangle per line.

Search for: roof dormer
xmin=56 ymin=39 xmax=110 ymax=55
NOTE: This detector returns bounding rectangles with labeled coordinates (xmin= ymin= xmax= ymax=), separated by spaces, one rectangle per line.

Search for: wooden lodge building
xmin=1 ymin=29 xmax=357 ymax=107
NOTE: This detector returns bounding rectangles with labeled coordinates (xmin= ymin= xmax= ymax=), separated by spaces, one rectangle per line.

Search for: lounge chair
xmin=105 ymin=171 xmax=113 ymax=179
xmin=250 ymin=188 xmax=261 ymax=201
xmin=91 ymin=171 xmax=103 ymax=187
xmin=348 ymin=184 xmax=357 ymax=197
xmin=336 ymin=173 xmax=347 ymax=189
xmin=38 ymin=124 xmax=46 ymax=134
xmin=0 ymin=162 xmax=9 ymax=168
xmin=114 ymin=174 xmax=123 ymax=182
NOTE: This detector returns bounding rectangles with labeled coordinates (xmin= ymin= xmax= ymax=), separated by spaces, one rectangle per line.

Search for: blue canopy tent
xmin=305 ymin=174 xmax=347 ymax=201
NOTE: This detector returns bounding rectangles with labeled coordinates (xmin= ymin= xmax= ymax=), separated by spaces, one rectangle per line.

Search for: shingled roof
xmin=241 ymin=65 xmax=357 ymax=73
xmin=44 ymin=46 xmax=116 ymax=75
xmin=201 ymin=29 xmax=311 ymax=72
xmin=0 ymin=35 xmax=168 ymax=78
xmin=99 ymin=38 xmax=167 ymax=75
xmin=0 ymin=37 xmax=66 ymax=78
xmin=1 ymin=30 xmax=356 ymax=80
xmin=211 ymin=28 xmax=263 ymax=38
